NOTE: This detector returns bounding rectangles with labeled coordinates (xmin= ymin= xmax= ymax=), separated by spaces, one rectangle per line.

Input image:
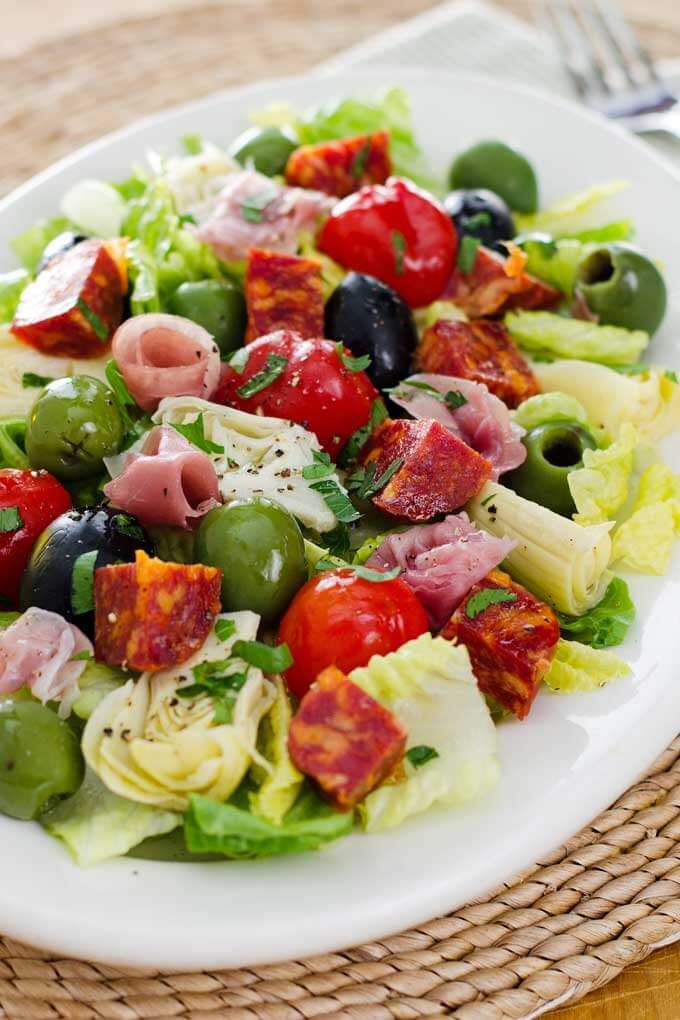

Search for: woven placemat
xmin=2 ymin=3 xmax=680 ymax=1016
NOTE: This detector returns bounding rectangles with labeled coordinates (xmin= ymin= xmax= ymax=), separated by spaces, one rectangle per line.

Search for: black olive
xmin=19 ymin=506 xmax=154 ymax=635
xmin=324 ymin=273 xmax=417 ymax=391
xmin=443 ymin=189 xmax=515 ymax=253
xmin=37 ymin=232 xmax=89 ymax=274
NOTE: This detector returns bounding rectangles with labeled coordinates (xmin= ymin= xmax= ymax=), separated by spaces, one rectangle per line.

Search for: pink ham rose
xmin=112 ymin=313 xmax=221 ymax=412
xmin=0 ymin=608 xmax=93 ymax=717
xmin=104 ymin=425 xmax=220 ymax=529
xmin=389 ymin=373 xmax=526 ymax=480
xmin=366 ymin=514 xmax=516 ymax=630
xmin=196 ymin=170 xmax=335 ymax=263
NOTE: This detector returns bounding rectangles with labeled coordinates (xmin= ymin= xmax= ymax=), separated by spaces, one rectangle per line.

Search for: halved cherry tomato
xmin=0 ymin=469 xmax=71 ymax=608
xmin=214 ymin=330 xmax=378 ymax=458
xmin=318 ymin=177 xmax=457 ymax=308
xmin=278 ymin=567 xmax=429 ymax=699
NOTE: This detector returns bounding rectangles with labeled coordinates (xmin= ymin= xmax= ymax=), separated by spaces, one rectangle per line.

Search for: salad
xmin=0 ymin=87 xmax=676 ymax=867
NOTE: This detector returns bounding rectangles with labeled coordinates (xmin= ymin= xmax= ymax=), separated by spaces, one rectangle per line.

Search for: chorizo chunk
xmin=245 ymin=248 xmax=324 ymax=342
xmin=446 ymin=245 xmax=560 ymax=319
xmin=285 ymin=132 xmax=391 ymax=198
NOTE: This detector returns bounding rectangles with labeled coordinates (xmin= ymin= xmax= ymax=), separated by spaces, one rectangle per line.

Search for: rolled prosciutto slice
xmin=196 ymin=170 xmax=335 ymax=263
xmin=366 ymin=514 xmax=515 ymax=630
xmin=112 ymin=313 xmax=221 ymax=412
xmin=0 ymin=607 xmax=93 ymax=716
xmin=104 ymin=426 xmax=220 ymax=529
xmin=389 ymin=373 xmax=526 ymax=479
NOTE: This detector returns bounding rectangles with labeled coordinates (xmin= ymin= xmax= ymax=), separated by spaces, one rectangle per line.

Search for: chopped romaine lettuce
xmin=610 ymin=463 xmax=680 ymax=574
xmin=252 ymin=86 xmax=440 ymax=192
xmin=0 ymin=269 xmax=30 ymax=323
xmin=249 ymin=679 xmax=303 ymax=826
xmin=350 ymin=634 xmax=498 ymax=831
xmin=517 ymin=235 xmax=585 ymax=297
xmin=555 ymin=577 xmax=635 ymax=648
xmin=544 ymin=638 xmax=630 ymax=693
xmin=513 ymin=391 xmax=591 ymax=432
xmin=11 ymin=216 xmax=75 ymax=273
xmin=563 ymin=220 xmax=633 ymax=243
xmin=42 ymin=769 xmax=180 ymax=866
xmin=514 ymin=181 xmax=629 ymax=237
xmin=72 ymin=661 xmax=128 ymax=720
xmin=568 ymin=423 xmax=637 ymax=525
xmin=414 ymin=299 xmax=468 ymax=334
xmin=506 ymin=311 xmax=649 ymax=366
xmin=298 ymin=233 xmax=345 ymax=299
xmin=184 ymin=788 xmax=352 ymax=857
xmin=60 ymin=179 xmax=127 ymax=238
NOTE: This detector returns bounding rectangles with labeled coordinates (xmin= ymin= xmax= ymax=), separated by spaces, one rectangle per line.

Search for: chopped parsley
xmin=324 ymin=522 xmax=351 ymax=559
xmin=665 ymin=370 xmax=679 ymax=383
xmin=391 ymin=230 xmax=407 ymax=275
xmin=609 ymin=363 xmax=648 ymax=375
xmin=463 ymin=211 xmax=491 ymax=231
xmin=232 ymin=639 xmax=293 ymax=674
xmin=465 ymin=587 xmax=518 ymax=619
xmin=310 ymin=478 xmax=360 ymax=523
xmin=76 ymin=298 xmax=108 ymax=341
xmin=391 ymin=379 xmax=467 ymax=411
xmin=105 ymin=359 xmax=142 ymax=438
xmin=172 ymin=413 xmax=224 ymax=455
xmin=302 ymin=449 xmax=335 ymax=481
xmin=350 ymin=140 xmax=371 ymax=179
xmin=70 ymin=650 xmax=94 ymax=662
xmin=335 ymin=342 xmax=371 ymax=373
xmin=215 ymin=618 xmax=237 ymax=642
xmin=346 ymin=457 xmax=403 ymax=500
xmin=457 ymin=235 xmax=481 ymax=274
xmin=338 ymin=399 xmax=388 ymax=468
xmin=21 ymin=372 xmax=56 ymax=389
xmin=70 ymin=549 xmax=99 ymax=615
xmin=0 ymin=507 xmax=23 ymax=533
xmin=177 ymin=657 xmax=248 ymax=722
xmin=112 ymin=513 xmax=145 ymax=542
xmin=241 ymin=185 xmax=278 ymax=224
xmin=236 ymin=353 xmax=288 ymax=398
xmin=480 ymin=492 xmax=497 ymax=507
xmin=406 ymin=745 xmax=439 ymax=768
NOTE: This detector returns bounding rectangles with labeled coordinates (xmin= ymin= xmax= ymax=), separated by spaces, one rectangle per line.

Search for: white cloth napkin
xmin=319 ymin=0 xmax=680 ymax=165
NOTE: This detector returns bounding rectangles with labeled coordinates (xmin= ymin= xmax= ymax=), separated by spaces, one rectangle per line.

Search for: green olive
xmin=168 ymin=280 xmax=246 ymax=358
xmin=449 ymin=140 xmax=538 ymax=214
xmin=504 ymin=419 xmax=597 ymax=517
xmin=0 ymin=700 xmax=84 ymax=820
xmin=577 ymin=243 xmax=667 ymax=336
xmin=25 ymin=376 xmax=124 ymax=480
xmin=195 ymin=498 xmax=307 ymax=625
xmin=228 ymin=126 xmax=298 ymax=178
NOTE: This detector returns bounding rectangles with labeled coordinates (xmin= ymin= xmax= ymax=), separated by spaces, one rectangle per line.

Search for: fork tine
xmin=589 ymin=0 xmax=637 ymax=87
xmin=594 ymin=0 xmax=661 ymax=85
xmin=533 ymin=0 xmax=590 ymax=100
xmin=563 ymin=0 xmax=611 ymax=96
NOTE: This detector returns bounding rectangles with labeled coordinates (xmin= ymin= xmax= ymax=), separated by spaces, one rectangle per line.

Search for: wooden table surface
xmin=3 ymin=2 xmax=680 ymax=1018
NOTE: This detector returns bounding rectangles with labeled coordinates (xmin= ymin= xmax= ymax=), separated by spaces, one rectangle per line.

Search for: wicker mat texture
xmin=2 ymin=3 xmax=680 ymax=1016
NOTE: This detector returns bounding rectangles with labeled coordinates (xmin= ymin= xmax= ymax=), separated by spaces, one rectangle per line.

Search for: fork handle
xmin=619 ymin=111 xmax=680 ymax=140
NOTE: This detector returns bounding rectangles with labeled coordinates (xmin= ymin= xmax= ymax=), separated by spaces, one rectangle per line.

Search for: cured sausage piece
xmin=245 ymin=249 xmax=324 ymax=342
xmin=285 ymin=132 xmax=391 ymax=198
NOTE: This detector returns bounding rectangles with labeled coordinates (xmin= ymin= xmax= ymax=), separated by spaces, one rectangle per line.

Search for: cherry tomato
xmin=318 ymin=177 xmax=457 ymax=308
xmin=214 ymin=330 xmax=378 ymax=458
xmin=278 ymin=567 xmax=429 ymax=699
xmin=0 ymin=469 xmax=71 ymax=608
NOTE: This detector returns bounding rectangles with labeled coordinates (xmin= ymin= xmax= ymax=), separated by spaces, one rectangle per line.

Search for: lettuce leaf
xmin=610 ymin=463 xmax=680 ymax=574
xmin=513 ymin=391 xmax=591 ymax=432
xmin=555 ymin=577 xmax=635 ymax=648
xmin=544 ymin=638 xmax=630 ymax=693
xmin=60 ymin=179 xmax=127 ymax=238
xmin=72 ymin=661 xmax=128 ymax=721
xmin=297 ymin=233 xmax=345 ymax=300
xmin=517 ymin=236 xmax=586 ymax=297
xmin=564 ymin=220 xmax=633 ymax=243
xmin=414 ymin=299 xmax=468 ymax=334
xmin=42 ymin=769 xmax=180 ymax=866
xmin=569 ymin=423 xmax=638 ymax=525
xmin=184 ymin=788 xmax=353 ymax=857
xmin=350 ymin=634 xmax=498 ymax=831
xmin=252 ymin=86 xmax=440 ymax=192
xmin=11 ymin=216 xmax=75 ymax=273
xmin=506 ymin=311 xmax=649 ymax=366
xmin=514 ymin=181 xmax=629 ymax=237
xmin=0 ymin=269 xmax=30 ymax=323
xmin=249 ymin=679 xmax=303 ymax=826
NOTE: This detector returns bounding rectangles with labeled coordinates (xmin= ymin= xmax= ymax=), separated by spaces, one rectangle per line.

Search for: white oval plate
xmin=1 ymin=68 xmax=679 ymax=971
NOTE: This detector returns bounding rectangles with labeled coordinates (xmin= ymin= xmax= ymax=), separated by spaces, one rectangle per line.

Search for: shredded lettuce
xmin=72 ymin=661 xmax=128 ymax=721
xmin=252 ymin=86 xmax=440 ymax=192
xmin=564 ymin=220 xmax=633 ymax=243
xmin=298 ymin=233 xmax=345 ymax=300
xmin=610 ymin=464 xmax=680 ymax=574
xmin=555 ymin=577 xmax=635 ymax=648
xmin=249 ymin=679 xmax=303 ymax=826
xmin=517 ymin=235 xmax=586 ymax=297
xmin=11 ymin=216 xmax=75 ymax=274
xmin=544 ymin=638 xmax=630 ymax=693
xmin=184 ymin=788 xmax=352 ymax=857
xmin=60 ymin=179 xmax=127 ymax=238
xmin=506 ymin=311 xmax=649 ymax=366
xmin=0 ymin=269 xmax=30 ymax=323
xmin=568 ymin=423 xmax=638 ymax=525
xmin=533 ymin=359 xmax=680 ymax=443
xmin=350 ymin=634 xmax=498 ymax=831
xmin=42 ymin=769 xmax=180 ymax=866
xmin=414 ymin=299 xmax=468 ymax=334
xmin=513 ymin=392 xmax=592 ymax=432
xmin=514 ymin=181 xmax=629 ymax=237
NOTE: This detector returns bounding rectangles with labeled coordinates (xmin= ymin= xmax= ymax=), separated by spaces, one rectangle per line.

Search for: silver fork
xmin=536 ymin=0 xmax=680 ymax=137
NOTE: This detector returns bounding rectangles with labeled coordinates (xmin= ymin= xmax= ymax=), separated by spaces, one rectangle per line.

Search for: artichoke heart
xmin=82 ymin=611 xmax=275 ymax=811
